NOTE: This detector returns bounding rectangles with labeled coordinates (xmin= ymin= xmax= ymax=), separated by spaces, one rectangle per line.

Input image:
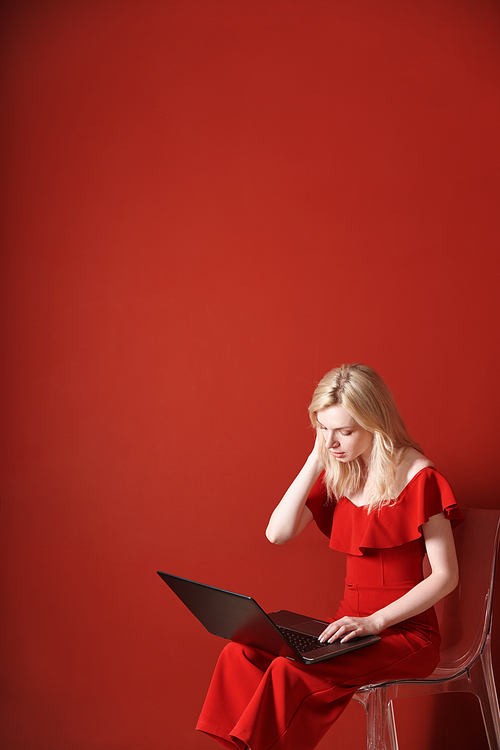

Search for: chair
xmin=351 ymin=507 xmax=500 ymax=750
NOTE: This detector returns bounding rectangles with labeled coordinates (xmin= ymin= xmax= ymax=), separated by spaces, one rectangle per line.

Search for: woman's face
xmin=317 ymin=405 xmax=373 ymax=463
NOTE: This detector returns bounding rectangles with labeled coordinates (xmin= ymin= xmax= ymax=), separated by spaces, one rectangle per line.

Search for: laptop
xmin=157 ymin=572 xmax=380 ymax=664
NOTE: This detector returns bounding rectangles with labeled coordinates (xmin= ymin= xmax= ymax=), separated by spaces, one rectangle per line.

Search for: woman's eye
xmin=341 ymin=432 xmax=352 ymax=436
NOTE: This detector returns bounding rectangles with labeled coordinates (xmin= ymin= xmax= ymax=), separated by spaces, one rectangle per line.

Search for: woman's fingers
xmin=318 ymin=617 xmax=367 ymax=643
xmin=318 ymin=620 xmax=348 ymax=643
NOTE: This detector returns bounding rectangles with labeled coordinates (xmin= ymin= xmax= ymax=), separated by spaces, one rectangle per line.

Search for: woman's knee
xmin=219 ymin=641 xmax=274 ymax=670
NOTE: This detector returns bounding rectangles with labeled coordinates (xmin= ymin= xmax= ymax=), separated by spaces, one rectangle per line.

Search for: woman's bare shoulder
xmin=396 ymin=448 xmax=434 ymax=494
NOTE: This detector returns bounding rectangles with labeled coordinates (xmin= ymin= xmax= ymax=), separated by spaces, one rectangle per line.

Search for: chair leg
xmin=471 ymin=639 xmax=500 ymax=750
xmin=364 ymin=687 xmax=388 ymax=750
xmin=386 ymin=699 xmax=399 ymax=750
xmin=359 ymin=687 xmax=400 ymax=750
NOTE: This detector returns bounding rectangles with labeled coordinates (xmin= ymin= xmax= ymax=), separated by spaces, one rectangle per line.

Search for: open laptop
xmin=157 ymin=572 xmax=380 ymax=664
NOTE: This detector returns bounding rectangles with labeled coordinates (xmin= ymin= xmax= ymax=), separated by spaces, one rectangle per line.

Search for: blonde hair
xmin=308 ymin=364 xmax=422 ymax=512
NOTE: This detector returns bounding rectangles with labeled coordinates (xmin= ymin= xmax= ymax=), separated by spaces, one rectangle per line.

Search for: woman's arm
xmin=319 ymin=511 xmax=459 ymax=643
xmin=266 ymin=438 xmax=324 ymax=545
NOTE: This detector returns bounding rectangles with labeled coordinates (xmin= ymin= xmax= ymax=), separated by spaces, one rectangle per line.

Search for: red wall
xmin=1 ymin=1 xmax=499 ymax=748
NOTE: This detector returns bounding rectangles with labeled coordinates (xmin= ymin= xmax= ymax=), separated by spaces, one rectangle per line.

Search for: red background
xmin=1 ymin=1 xmax=499 ymax=748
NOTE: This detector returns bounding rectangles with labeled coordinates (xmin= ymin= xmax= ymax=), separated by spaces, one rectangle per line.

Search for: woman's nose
xmin=326 ymin=433 xmax=339 ymax=449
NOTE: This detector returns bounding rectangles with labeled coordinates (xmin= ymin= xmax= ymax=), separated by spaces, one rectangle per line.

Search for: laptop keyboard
xmin=278 ymin=627 xmax=326 ymax=653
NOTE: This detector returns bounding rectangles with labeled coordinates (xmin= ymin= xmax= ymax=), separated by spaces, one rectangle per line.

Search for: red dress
xmin=196 ymin=468 xmax=464 ymax=750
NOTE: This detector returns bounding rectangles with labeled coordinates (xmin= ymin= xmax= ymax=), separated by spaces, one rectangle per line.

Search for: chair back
xmin=427 ymin=507 xmax=500 ymax=676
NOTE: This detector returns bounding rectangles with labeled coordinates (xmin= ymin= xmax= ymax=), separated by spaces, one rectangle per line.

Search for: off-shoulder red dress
xmin=196 ymin=468 xmax=464 ymax=750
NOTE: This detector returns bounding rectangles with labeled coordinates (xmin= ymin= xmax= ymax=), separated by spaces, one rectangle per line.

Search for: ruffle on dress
xmin=307 ymin=467 xmax=464 ymax=556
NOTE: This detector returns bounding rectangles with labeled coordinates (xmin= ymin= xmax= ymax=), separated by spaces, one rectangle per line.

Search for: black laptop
xmin=157 ymin=572 xmax=380 ymax=664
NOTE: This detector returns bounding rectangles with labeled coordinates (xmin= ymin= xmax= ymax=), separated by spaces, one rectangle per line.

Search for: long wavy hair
xmin=308 ymin=364 xmax=422 ymax=512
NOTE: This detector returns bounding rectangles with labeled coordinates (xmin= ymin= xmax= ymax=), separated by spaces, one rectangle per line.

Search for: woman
xmin=196 ymin=364 xmax=463 ymax=750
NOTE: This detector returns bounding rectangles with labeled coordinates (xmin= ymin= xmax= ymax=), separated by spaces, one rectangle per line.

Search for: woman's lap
xmin=196 ymin=628 xmax=440 ymax=749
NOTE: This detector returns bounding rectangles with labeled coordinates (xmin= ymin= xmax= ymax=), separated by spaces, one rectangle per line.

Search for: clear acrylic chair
xmin=352 ymin=507 xmax=500 ymax=750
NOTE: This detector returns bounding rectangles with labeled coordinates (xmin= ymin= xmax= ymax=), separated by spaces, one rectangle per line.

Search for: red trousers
xmin=196 ymin=627 xmax=440 ymax=750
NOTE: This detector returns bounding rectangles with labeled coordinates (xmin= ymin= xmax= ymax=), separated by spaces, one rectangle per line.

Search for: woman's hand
xmin=310 ymin=430 xmax=323 ymax=465
xmin=318 ymin=615 xmax=383 ymax=644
